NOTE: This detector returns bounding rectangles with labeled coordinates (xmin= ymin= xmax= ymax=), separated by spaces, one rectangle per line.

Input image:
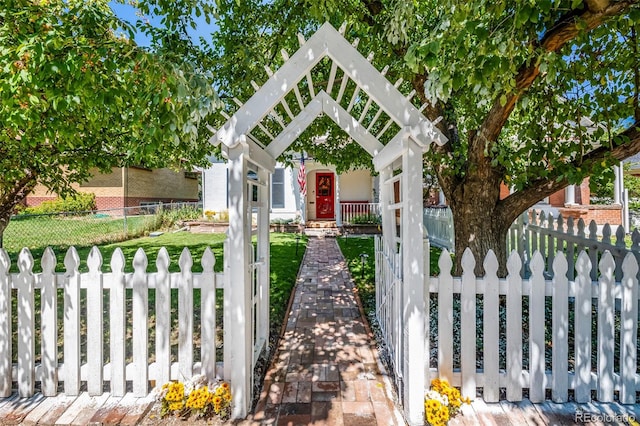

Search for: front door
xmin=315 ymin=173 xmax=334 ymax=219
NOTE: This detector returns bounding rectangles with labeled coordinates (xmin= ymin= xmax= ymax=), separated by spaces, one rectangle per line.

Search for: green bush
xmin=350 ymin=213 xmax=381 ymax=224
xmin=23 ymin=192 xmax=97 ymax=215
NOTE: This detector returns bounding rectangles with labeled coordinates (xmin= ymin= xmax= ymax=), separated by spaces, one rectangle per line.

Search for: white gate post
xmin=335 ymin=173 xmax=342 ymax=226
xmin=402 ymin=139 xmax=425 ymax=425
xmin=257 ymin=168 xmax=271 ymax=354
xmin=226 ymin=144 xmax=252 ymax=418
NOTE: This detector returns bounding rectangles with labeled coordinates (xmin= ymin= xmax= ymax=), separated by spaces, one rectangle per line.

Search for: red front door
xmin=315 ymin=173 xmax=334 ymax=219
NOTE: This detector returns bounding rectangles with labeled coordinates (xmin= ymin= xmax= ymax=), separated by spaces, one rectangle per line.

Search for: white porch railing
xmin=341 ymin=202 xmax=381 ymax=224
xmin=374 ymin=239 xmax=640 ymax=407
xmin=0 ymin=243 xmax=266 ymax=400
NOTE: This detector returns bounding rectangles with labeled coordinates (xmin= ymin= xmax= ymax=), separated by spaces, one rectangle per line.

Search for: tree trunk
xmin=450 ymin=200 xmax=511 ymax=277
xmin=0 ymin=174 xmax=38 ymax=249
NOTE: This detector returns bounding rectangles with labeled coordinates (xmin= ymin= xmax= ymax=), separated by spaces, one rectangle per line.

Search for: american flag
xmin=298 ymin=155 xmax=307 ymax=197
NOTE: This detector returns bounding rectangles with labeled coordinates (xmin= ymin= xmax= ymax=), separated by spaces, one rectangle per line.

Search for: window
xmin=272 ymin=168 xmax=285 ymax=208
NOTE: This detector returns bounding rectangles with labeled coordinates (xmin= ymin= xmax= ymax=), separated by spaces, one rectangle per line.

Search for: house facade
xmin=26 ymin=167 xmax=199 ymax=211
xmin=202 ymin=157 xmax=377 ymax=224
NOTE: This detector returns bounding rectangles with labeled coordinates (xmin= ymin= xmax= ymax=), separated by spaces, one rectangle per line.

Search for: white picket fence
xmin=423 ymin=207 xmax=454 ymax=251
xmin=510 ymin=209 xmax=640 ymax=280
xmin=0 ymin=245 xmax=234 ymax=399
xmin=374 ymin=235 xmax=640 ymax=407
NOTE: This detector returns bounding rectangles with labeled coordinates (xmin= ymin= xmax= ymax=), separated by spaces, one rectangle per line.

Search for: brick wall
xmin=557 ymin=204 xmax=622 ymax=226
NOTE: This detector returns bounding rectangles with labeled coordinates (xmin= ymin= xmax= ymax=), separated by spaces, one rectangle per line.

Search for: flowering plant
xmin=424 ymin=378 xmax=469 ymax=426
xmin=155 ymin=375 xmax=232 ymax=419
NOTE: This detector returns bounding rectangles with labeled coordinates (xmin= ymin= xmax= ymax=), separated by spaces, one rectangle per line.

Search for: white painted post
xmin=178 ymin=248 xmax=194 ymax=381
xmin=483 ymin=251 xmax=499 ymax=402
xmin=565 ymin=185 xmax=576 ymax=206
xmin=613 ymin=164 xmax=622 ymax=205
xmin=335 ymin=173 xmax=342 ymax=226
xmin=0 ymin=249 xmax=11 ymax=397
xmin=551 ymin=254 xmax=569 ymax=402
xmin=529 ymin=251 xmax=546 ymax=403
xmin=64 ymin=247 xmax=81 ymax=396
xmin=156 ymin=248 xmax=172 ymax=386
xmin=257 ymin=168 xmax=271 ymax=353
xmin=574 ymin=251 xmax=592 ymax=403
xmin=620 ymin=253 xmax=638 ymax=404
xmin=401 ymin=139 xmax=424 ymax=425
xmin=423 ymin=239 xmax=430 ymax=386
xmin=132 ymin=248 xmax=149 ymax=396
xmin=40 ymin=248 xmax=58 ymax=396
xmin=227 ymin=144 xmax=252 ymax=418
xmin=110 ymin=249 xmax=127 ymax=396
xmin=201 ymin=247 xmax=217 ymax=380
xmin=437 ymin=251 xmax=453 ymax=384
xmin=597 ymin=252 xmax=615 ymax=402
xmin=17 ymin=248 xmax=35 ymax=397
xmin=460 ymin=249 xmax=476 ymax=401
xmin=87 ymin=247 xmax=104 ymax=396
xmin=506 ymin=252 xmax=523 ymax=401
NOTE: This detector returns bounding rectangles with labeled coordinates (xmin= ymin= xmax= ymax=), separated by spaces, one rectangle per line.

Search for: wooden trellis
xmin=209 ymin=22 xmax=447 ymax=424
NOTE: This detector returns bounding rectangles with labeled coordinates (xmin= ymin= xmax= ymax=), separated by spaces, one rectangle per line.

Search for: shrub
xmin=23 ymin=193 xmax=97 ymax=215
xmin=350 ymin=213 xmax=381 ymax=224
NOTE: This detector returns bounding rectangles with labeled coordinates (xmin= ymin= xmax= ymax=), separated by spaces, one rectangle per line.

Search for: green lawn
xmin=337 ymin=235 xmax=443 ymax=318
xmin=3 ymin=214 xmax=155 ymax=254
xmin=6 ymin=231 xmax=307 ymax=365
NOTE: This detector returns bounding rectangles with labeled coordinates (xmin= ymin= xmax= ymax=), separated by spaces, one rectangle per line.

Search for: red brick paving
xmin=249 ymin=236 xmax=403 ymax=425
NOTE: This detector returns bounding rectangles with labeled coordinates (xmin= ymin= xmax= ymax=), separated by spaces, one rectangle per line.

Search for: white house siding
xmin=201 ymin=159 xmax=375 ymax=221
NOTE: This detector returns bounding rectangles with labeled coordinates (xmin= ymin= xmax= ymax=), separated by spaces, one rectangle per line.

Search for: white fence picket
xmin=551 ymin=254 xmax=568 ymax=403
xmin=0 ymin=245 xmax=225 ymax=401
xmin=17 ymin=248 xmax=35 ymax=397
xmin=620 ymin=253 xmax=638 ymax=404
xmin=132 ymin=248 xmax=149 ymax=396
xmin=482 ymin=251 xmax=499 ymax=402
xmin=63 ymin=247 xmax=81 ymax=396
xmin=87 ymin=247 xmax=104 ymax=396
xmin=437 ymin=251 xmax=453 ymax=384
xmin=597 ymin=252 xmax=615 ymax=402
xmin=40 ymin=248 xmax=58 ymax=396
xmin=574 ymin=251 xmax=592 ymax=403
xmin=460 ymin=249 xmax=476 ymax=400
xmin=200 ymin=247 xmax=217 ymax=380
xmin=110 ymin=248 xmax=127 ymax=397
xmin=505 ymin=251 xmax=522 ymax=401
xmin=155 ymin=248 xmax=171 ymax=387
xmin=178 ymin=248 xmax=194 ymax=381
xmin=529 ymin=252 xmax=545 ymax=403
xmin=0 ymin=249 xmax=11 ymax=397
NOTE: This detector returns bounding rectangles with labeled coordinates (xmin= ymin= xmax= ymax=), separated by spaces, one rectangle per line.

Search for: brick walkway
xmin=250 ymin=236 xmax=403 ymax=426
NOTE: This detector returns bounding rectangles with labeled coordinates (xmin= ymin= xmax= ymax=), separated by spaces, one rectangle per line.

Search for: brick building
xmin=26 ymin=167 xmax=199 ymax=211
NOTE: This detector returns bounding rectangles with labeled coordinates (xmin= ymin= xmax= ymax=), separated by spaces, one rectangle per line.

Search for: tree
xmin=205 ymin=0 xmax=640 ymax=274
xmin=0 ymin=0 xmax=218 ymax=240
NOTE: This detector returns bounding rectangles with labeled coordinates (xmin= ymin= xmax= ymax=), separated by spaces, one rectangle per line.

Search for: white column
xmin=401 ymin=139 xmax=425 ymax=425
xmin=614 ymin=164 xmax=622 ymax=205
xmin=565 ymin=185 xmax=576 ymax=206
xmin=226 ymin=144 xmax=252 ymax=419
xmin=257 ymin=168 xmax=270 ymax=356
xmin=335 ymin=173 xmax=342 ymax=226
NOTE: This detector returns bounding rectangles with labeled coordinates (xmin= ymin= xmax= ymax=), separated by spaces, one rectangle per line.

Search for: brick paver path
xmin=251 ymin=236 xmax=403 ymax=425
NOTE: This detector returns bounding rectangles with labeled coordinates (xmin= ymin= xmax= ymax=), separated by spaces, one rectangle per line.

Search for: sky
xmin=109 ymin=1 xmax=219 ymax=47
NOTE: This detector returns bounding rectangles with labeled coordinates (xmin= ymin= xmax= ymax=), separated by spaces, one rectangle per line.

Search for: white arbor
xmin=209 ymin=22 xmax=447 ymax=425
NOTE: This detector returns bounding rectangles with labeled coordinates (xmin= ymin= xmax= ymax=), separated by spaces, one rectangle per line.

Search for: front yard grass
xmin=5 ymin=231 xmax=307 ymax=368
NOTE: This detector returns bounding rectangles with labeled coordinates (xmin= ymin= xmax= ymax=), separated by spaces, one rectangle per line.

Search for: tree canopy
xmin=202 ymin=0 xmax=640 ymax=273
xmin=0 ymin=0 xmax=218 ymax=234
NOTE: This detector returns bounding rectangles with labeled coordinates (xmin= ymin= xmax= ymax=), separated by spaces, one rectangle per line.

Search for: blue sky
xmin=109 ymin=2 xmax=219 ymax=47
